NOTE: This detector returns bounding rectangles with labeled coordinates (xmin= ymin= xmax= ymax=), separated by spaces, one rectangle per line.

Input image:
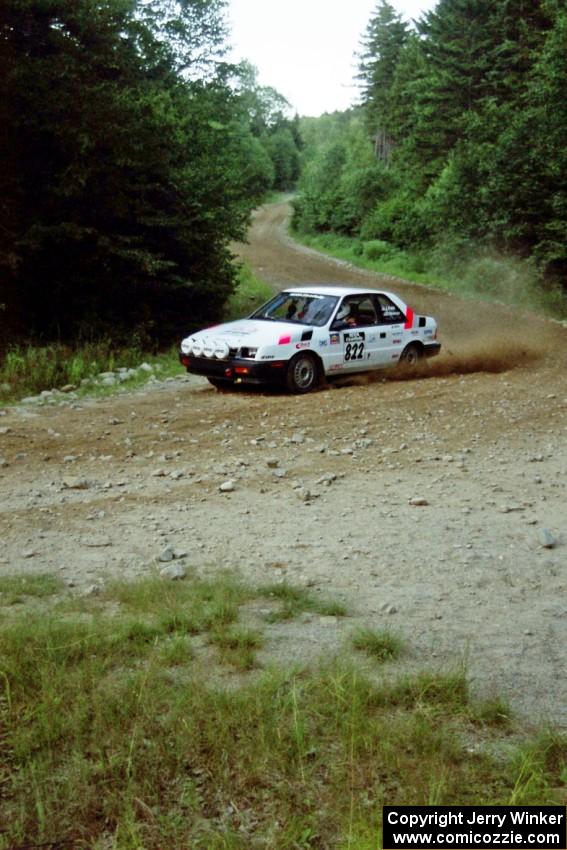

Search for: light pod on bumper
xmin=214 ymin=340 xmax=230 ymax=360
xmin=191 ymin=339 xmax=204 ymax=357
xmin=203 ymin=339 xmax=215 ymax=358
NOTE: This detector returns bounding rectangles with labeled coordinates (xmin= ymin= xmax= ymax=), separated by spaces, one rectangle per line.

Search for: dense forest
xmin=294 ymin=0 xmax=567 ymax=304
xmin=2 ymin=0 xmax=566 ymax=355
xmin=0 ymin=0 xmax=302 ymax=347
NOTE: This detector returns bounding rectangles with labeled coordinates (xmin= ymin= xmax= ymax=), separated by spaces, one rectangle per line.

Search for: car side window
xmin=374 ymin=294 xmax=406 ymax=325
xmin=331 ymin=295 xmax=378 ymax=329
xmin=353 ymin=296 xmax=378 ymax=326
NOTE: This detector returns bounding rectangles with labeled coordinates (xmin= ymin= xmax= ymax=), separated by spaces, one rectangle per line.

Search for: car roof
xmin=282 ymin=285 xmax=400 ymax=299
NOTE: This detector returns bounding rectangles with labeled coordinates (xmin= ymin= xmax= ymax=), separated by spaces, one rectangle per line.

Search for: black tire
xmin=207 ymin=377 xmax=232 ymax=390
xmin=285 ymin=353 xmax=320 ymax=394
xmin=399 ymin=343 xmax=423 ymax=367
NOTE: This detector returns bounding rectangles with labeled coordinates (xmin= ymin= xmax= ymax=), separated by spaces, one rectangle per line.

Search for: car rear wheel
xmin=399 ymin=343 xmax=423 ymax=367
xmin=286 ymin=353 xmax=320 ymax=394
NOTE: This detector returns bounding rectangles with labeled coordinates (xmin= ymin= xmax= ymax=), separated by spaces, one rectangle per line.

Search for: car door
xmin=324 ymin=295 xmax=390 ymax=374
xmin=372 ymin=293 xmax=407 ymax=363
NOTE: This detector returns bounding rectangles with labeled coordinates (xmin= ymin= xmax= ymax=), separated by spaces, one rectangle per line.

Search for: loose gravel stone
xmin=82 ymin=536 xmax=112 ymax=548
xmin=219 ymin=480 xmax=236 ymax=492
xmin=160 ymin=563 xmax=187 ymax=580
xmin=538 ymin=528 xmax=557 ymax=549
xmin=62 ymin=477 xmax=90 ymax=490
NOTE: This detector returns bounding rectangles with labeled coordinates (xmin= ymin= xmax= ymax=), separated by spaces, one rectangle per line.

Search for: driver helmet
xmin=336 ymin=302 xmax=351 ymax=321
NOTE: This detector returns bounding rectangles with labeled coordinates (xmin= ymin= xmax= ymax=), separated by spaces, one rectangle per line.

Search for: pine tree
xmin=357 ymin=0 xmax=409 ymax=145
xmin=0 ymin=0 xmax=273 ymax=345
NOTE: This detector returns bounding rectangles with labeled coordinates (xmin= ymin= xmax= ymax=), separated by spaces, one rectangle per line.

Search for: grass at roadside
xmin=0 ymin=572 xmax=565 ymax=849
xmin=0 ymin=574 xmax=64 ymax=605
xmin=0 ymin=262 xmax=272 ymax=405
xmin=352 ymin=627 xmax=405 ymax=662
xmin=0 ymin=341 xmax=181 ymax=405
xmin=259 ymin=581 xmax=348 ymax=623
xmin=293 ymin=231 xmax=567 ymax=319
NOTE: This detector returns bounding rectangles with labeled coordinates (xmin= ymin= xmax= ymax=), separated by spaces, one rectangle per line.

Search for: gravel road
xmin=1 ymin=200 xmax=566 ymax=726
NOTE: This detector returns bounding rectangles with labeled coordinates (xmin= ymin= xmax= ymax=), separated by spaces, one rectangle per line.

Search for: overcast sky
xmin=227 ymin=0 xmax=438 ymax=117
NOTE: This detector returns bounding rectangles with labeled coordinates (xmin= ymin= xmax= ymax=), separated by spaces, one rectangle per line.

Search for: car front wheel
xmin=286 ymin=353 xmax=320 ymax=394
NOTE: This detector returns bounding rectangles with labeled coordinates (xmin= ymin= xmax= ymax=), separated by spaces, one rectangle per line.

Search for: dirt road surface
xmin=2 ymin=201 xmax=566 ymax=726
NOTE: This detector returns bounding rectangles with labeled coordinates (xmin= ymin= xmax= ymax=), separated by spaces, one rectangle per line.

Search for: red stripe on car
xmin=404 ymin=307 xmax=414 ymax=329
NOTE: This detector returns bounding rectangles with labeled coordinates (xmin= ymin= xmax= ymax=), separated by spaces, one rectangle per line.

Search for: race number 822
xmin=345 ymin=342 xmax=364 ymax=361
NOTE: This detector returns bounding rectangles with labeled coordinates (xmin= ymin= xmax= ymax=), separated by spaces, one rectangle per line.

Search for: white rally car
xmin=179 ymin=286 xmax=441 ymax=393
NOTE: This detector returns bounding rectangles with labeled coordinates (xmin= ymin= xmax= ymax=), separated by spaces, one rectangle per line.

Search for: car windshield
xmin=251 ymin=292 xmax=338 ymax=327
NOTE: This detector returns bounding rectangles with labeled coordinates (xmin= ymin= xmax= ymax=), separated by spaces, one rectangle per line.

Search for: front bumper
xmin=179 ymin=353 xmax=288 ymax=385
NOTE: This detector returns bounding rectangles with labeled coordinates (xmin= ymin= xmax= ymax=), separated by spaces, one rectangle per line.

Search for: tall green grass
xmin=0 ymin=263 xmax=272 ymax=404
xmin=0 ymin=340 xmax=143 ymax=402
xmin=0 ymin=573 xmax=565 ymax=848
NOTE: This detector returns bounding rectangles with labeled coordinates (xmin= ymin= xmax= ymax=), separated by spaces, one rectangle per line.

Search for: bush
xmin=363 ymin=240 xmax=394 ymax=261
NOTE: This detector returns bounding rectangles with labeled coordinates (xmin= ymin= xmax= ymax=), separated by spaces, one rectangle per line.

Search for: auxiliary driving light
xmin=214 ymin=340 xmax=230 ymax=360
xmin=203 ymin=339 xmax=215 ymax=358
xmin=191 ymin=339 xmax=204 ymax=357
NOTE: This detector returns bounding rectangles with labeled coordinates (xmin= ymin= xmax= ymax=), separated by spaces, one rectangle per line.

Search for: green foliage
xmin=258 ymin=582 xmax=348 ymax=623
xmin=0 ymin=2 xmax=303 ymax=351
xmin=293 ymin=230 xmax=567 ymax=317
xmin=210 ymin=626 xmax=264 ymax=670
xmin=295 ymin=0 xmax=567 ymax=295
xmin=293 ymin=116 xmax=396 ymax=236
xmin=1 ymin=579 xmax=565 ymax=847
xmin=352 ymin=627 xmax=405 ymax=662
xmin=262 ymin=127 xmax=301 ymax=190
xmin=231 ymin=62 xmax=303 ymax=193
xmin=223 ymin=262 xmax=274 ymax=321
xmin=357 ymin=0 xmax=410 ymax=138
xmin=0 ymin=574 xmax=63 ymax=605
xmin=362 ymin=240 xmax=394 ymax=261
xmin=0 ymin=341 xmax=138 ymax=401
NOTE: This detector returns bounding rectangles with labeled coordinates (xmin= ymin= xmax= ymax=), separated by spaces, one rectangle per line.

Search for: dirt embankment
xmin=1 ymin=200 xmax=566 ymax=726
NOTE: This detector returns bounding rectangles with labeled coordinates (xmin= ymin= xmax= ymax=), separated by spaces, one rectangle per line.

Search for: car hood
xmin=190 ymin=319 xmax=308 ymax=347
